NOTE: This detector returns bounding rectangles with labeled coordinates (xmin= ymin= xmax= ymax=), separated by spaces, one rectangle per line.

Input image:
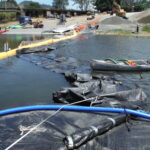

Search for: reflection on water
xmin=0 ymin=57 xmax=70 ymax=109
xmin=0 ymin=34 xmax=53 ymax=52
xmin=56 ymin=34 xmax=150 ymax=60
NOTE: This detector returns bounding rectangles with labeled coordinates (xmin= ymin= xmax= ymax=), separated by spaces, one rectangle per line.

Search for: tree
xmin=7 ymin=0 xmax=18 ymax=6
xmin=20 ymin=1 xmax=42 ymax=9
xmin=94 ymin=0 xmax=150 ymax=12
xmin=0 ymin=0 xmax=19 ymax=9
xmin=26 ymin=2 xmax=41 ymax=9
xmin=93 ymin=0 xmax=132 ymax=12
xmin=73 ymin=0 xmax=93 ymax=10
xmin=52 ymin=0 xmax=69 ymax=10
xmin=94 ymin=0 xmax=113 ymax=11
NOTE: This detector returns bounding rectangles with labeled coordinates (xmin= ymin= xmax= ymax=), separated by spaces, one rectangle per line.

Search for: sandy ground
xmin=3 ymin=14 xmax=107 ymax=35
xmin=0 ymin=18 xmax=47 ymax=28
xmin=1 ymin=12 xmax=141 ymax=35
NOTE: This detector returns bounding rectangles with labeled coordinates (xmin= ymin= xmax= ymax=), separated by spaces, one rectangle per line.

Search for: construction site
xmin=0 ymin=1 xmax=150 ymax=150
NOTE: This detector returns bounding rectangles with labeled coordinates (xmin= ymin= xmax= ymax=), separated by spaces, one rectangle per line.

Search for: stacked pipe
xmin=64 ymin=115 xmax=126 ymax=149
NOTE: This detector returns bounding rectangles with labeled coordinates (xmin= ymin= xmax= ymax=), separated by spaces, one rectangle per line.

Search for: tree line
xmin=52 ymin=0 xmax=93 ymax=10
xmin=52 ymin=0 xmax=150 ymax=11
xmin=94 ymin=0 xmax=150 ymax=12
xmin=1 ymin=0 xmax=150 ymax=11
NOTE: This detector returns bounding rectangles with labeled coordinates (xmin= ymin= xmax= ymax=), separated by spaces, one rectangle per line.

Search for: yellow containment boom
xmin=0 ymin=31 xmax=77 ymax=60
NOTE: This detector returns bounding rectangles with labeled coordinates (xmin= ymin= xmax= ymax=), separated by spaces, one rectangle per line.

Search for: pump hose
xmin=105 ymin=58 xmax=129 ymax=64
xmin=0 ymin=105 xmax=150 ymax=119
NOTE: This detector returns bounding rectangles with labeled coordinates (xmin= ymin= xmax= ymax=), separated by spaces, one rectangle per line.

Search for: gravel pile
xmin=130 ymin=9 xmax=150 ymax=24
xmin=100 ymin=16 xmax=133 ymax=25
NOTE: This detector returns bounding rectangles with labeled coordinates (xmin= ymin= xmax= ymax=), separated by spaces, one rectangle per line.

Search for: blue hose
xmin=0 ymin=105 xmax=150 ymax=119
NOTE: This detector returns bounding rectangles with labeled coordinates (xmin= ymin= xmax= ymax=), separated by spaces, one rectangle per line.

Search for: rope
xmin=5 ymin=110 xmax=60 ymax=150
xmin=5 ymin=90 xmax=136 ymax=150
xmin=4 ymin=97 xmax=98 ymax=150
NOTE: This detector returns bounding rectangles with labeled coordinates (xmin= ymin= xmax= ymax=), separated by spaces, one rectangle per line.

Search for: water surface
xmin=0 ymin=34 xmax=150 ymax=109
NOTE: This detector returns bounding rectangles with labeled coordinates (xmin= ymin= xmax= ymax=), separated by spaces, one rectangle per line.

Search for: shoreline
xmin=2 ymin=12 xmax=150 ymax=37
xmin=95 ymin=30 xmax=150 ymax=38
xmin=2 ymin=14 xmax=104 ymax=35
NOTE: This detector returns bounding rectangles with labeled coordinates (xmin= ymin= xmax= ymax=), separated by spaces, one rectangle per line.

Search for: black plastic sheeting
xmin=53 ymin=73 xmax=147 ymax=110
xmin=64 ymin=114 xmax=127 ymax=149
xmin=16 ymin=45 xmax=56 ymax=55
xmin=1 ymin=110 xmax=150 ymax=150
xmin=21 ymin=52 xmax=91 ymax=74
xmin=1 ymin=45 xmax=150 ymax=150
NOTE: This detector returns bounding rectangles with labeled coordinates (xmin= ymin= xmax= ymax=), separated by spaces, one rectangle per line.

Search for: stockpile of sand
xmin=130 ymin=9 xmax=150 ymax=24
xmin=100 ymin=16 xmax=133 ymax=25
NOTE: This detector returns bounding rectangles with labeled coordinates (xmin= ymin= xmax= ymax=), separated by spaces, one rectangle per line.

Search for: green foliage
xmin=0 ymin=0 xmax=19 ymax=9
xmin=52 ymin=0 xmax=69 ymax=9
xmin=112 ymin=29 xmax=131 ymax=34
xmin=94 ymin=0 xmax=113 ymax=11
xmin=134 ymin=2 xmax=150 ymax=11
xmin=24 ymin=2 xmax=42 ymax=9
xmin=142 ymin=26 xmax=150 ymax=33
xmin=94 ymin=0 xmax=150 ymax=12
xmin=94 ymin=0 xmax=125 ymax=11
xmin=7 ymin=0 xmax=18 ymax=5
xmin=0 ymin=12 xmax=16 ymax=21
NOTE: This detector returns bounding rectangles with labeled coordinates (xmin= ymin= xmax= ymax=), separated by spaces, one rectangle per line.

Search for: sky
xmin=16 ymin=0 xmax=95 ymax=10
xmin=16 ymin=0 xmax=77 ymax=9
xmin=16 ymin=0 xmax=54 ymax=5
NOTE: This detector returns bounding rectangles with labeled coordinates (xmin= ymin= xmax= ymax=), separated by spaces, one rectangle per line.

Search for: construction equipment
xmin=87 ymin=11 xmax=95 ymax=20
xmin=111 ymin=1 xmax=127 ymax=19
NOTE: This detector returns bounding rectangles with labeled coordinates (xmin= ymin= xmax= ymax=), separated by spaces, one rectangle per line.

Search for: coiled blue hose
xmin=0 ymin=105 xmax=150 ymax=119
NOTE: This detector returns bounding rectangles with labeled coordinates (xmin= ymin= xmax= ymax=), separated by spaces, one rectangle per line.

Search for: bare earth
xmin=3 ymin=14 xmax=107 ymax=35
xmin=2 ymin=12 xmax=148 ymax=35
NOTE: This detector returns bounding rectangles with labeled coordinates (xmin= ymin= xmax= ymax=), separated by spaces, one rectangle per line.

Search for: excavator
xmin=111 ymin=1 xmax=128 ymax=19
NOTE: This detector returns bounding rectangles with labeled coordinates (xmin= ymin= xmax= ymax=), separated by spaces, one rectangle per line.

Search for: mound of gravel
xmin=138 ymin=16 xmax=150 ymax=24
xmin=100 ymin=16 xmax=133 ymax=25
xmin=130 ymin=9 xmax=150 ymax=24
